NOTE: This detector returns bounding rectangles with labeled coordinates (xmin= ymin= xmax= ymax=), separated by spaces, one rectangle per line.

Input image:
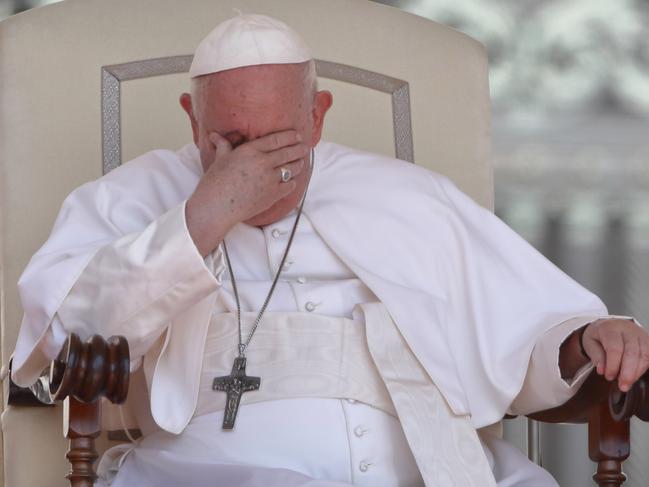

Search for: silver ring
xmin=280 ymin=166 xmax=292 ymax=183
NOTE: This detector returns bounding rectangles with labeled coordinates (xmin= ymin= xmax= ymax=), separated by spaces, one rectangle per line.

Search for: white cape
xmin=12 ymin=141 xmax=607 ymax=433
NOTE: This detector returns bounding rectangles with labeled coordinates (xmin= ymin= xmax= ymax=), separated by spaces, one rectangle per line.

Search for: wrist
xmin=559 ymin=326 xmax=591 ymax=380
xmin=185 ymin=195 xmax=235 ymax=257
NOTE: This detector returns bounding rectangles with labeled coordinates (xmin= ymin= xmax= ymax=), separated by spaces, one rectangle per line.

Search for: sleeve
xmin=54 ymin=200 xmax=223 ymax=365
xmin=11 ymin=196 xmax=224 ymax=386
xmin=415 ymin=174 xmax=611 ymax=425
xmin=508 ymin=314 xmax=643 ymax=415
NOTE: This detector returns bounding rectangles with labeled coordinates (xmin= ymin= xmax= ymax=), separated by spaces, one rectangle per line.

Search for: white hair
xmin=190 ymin=59 xmax=317 ymax=121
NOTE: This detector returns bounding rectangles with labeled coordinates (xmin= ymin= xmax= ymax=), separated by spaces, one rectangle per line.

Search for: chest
xmin=210 ymin=213 xmax=376 ymax=317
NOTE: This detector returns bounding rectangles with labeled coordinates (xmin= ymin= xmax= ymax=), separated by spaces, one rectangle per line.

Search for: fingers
xmin=634 ymin=337 xmax=649 ymax=384
xmin=269 ymin=144 xmax=310 ymax=167
xmin=276 ymin=159 xmax=306 ymax=183
xmin=585 ymin=338 xmax=606 ymax=375
xmin=603 ymin=331 xmax=624 ymax=382
xmin=588 ymin=319 xmax=649 ymax=391
xmin=250 ymin=130 xmax=302 ymax=152
xmin=618 ymin=336 xmax=640 ymax=391
xmin=209 ymin=132 xmax=232 ymax=155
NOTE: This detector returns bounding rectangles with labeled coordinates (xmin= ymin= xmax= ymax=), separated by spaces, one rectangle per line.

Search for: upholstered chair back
xmin=0 ymin=0 xmax=491 ymax=485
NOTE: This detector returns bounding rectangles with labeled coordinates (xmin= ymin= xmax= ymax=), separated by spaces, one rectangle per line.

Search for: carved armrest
xmin=8 ymin=333 xmax=130 ymax=487
xmin=528 ymin=369 xmax=649 ymax=424
xmin=525 ymin=370 xmax=649 ymax=487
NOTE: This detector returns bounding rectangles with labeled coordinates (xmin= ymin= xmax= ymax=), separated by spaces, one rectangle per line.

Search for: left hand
xmin=582 ymin=318 xmax=649 ymax=392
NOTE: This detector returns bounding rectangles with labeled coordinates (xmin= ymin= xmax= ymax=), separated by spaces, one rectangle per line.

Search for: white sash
xmin=193 ymin=302 xmax=496 ymax=487
xmin=360 ymin=302 xmax=496 ymax=486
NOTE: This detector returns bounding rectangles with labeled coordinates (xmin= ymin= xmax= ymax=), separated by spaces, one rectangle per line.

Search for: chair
xmin=1 ymin=0 xmax=647 ymax=485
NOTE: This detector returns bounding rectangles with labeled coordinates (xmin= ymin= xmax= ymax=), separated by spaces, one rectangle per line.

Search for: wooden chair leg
xmin=64 ymin=396 xmax=101 ymax=487
xmin=49 ymin=333 xmax=129 ymax=487
xmin=589 ymin=401 xmax=630 ymax=486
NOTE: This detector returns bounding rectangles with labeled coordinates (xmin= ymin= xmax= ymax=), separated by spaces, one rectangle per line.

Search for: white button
xmin=271 ymin=229 xmax=282 ymax=238
xmin=359 ymin=461 xmax=372 ymax=472
xmin=354 ymin=426 xmax=367 ymax=437
xmin=297 ymin=276 xmax=307 ymax=284
xmin=305 ymin=301 xmax=317 ymax=312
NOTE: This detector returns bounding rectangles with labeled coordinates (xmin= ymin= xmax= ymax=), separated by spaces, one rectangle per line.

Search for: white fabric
xmin=90 ymin=226 xmax=566 ymax=487
xmin=360 ymin=302 xmax=494 ymax=485
xmin=97 ymin=399 xmax=560 ymax=487
xmin=195 ymin=310 xmax=398 ymax=418
xmin=98 ymin=399 xmax=422 ymax=487
xmin=189 ymin=14 xmax=312 ymax=78
xmin=12 ymin=141 xmax=610 ymax=435
xmin=89 ymin=208 xmax=602 ymax=485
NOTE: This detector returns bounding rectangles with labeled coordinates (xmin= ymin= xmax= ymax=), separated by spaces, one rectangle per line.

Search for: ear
xmin=179 ymin=93 xmax=200 ymax=146
xmin=309 ymin=90 xmax=333 ymax=147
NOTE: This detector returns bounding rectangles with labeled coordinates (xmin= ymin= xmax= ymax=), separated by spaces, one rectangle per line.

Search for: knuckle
xmin=272 ymin=134 xmax=282 ymax=148
xmin=289 ymin=146 xmax=301 ymax=160
xmin=605 ymin=343 xmax=624 ymax=355
xmin=282 ymin=147 xmax=294 ymax=161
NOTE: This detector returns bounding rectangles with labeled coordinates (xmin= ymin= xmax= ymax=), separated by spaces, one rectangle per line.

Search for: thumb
xmin=583 ymin=334 xmax=606 ymax=375
xmin=209 ymin=132 xmax=232 ymax=155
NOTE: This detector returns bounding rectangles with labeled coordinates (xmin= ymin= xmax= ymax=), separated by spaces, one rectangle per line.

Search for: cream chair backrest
xmin=0 ymin=0 xmax=492 ymax=485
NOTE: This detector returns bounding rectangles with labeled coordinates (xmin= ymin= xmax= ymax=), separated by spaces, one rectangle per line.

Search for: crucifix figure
xmin=213 ymin=356 xmax=261 ymax=429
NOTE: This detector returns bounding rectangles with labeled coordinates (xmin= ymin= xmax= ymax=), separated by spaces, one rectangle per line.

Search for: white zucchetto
xmin=189 ymin=14 xmax=313 ymax=78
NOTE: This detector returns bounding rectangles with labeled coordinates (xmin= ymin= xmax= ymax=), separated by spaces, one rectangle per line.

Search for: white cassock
xmin=11 ymin=141 xmax=636 ymax=486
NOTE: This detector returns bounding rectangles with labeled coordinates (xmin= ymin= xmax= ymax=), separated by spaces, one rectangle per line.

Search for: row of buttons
xmin=345 ymin=399 xmax=374 ymax=474
xmin=269 ymin=225 xmax=322 ymax=314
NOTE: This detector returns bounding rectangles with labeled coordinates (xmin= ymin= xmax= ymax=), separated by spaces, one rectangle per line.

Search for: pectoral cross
xmin=212 ymin=356 xmax=261 ymax=430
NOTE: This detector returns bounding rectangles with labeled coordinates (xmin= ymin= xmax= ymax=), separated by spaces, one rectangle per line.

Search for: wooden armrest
xmin=528 ymin=368 xmax=649 ymax=424
xmin=523 ymin=370 xmax=649 ymax=486
xmin=50 ymin=333 xmax=130 ymax=487
xmin=9 ymin=333 xmax=130 ymax=487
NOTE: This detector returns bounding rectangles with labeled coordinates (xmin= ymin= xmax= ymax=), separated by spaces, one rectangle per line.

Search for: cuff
xmin=56 ymin=200 xmax=222 ymax=356
xmin=509 ymin=315 xmax=601 ymax=415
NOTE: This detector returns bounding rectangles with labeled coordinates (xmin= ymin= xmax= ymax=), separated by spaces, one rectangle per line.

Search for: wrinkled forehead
xmin=199 ymin=63 xmax=309 ymax=101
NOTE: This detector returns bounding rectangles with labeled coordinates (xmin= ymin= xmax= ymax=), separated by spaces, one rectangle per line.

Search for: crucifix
xmin=213 ymin=356 xmax=261 ymax=429
xmin=215 ymin=151 xmax=311 ymax=430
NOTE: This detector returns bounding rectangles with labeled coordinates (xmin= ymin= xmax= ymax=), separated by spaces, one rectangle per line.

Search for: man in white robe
xmin=10 ymin=14 xmax=649 ymax=487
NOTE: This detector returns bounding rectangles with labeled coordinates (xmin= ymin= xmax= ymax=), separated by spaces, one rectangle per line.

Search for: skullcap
xmin=189 ymin=14 xmax=313 ymax=78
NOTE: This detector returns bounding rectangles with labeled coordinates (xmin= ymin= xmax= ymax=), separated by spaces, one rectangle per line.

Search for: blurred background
xmin=372 ymin=2 xmax=649 ymax=485
xmin=2 ymin=0 xmax=649 ymax=485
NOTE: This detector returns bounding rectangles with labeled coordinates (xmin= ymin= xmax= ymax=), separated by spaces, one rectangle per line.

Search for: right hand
xmin=186 ymin=130 xmax=309 ymax=255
